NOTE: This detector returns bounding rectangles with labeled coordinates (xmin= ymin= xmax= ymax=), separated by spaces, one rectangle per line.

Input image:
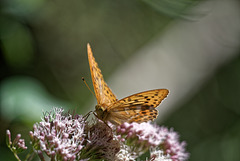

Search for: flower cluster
xmin=157 ymin=127 xmax=189 ymax=161
xmin=6 ymin=130 xmax=27 ymax=155
xmin=29 ymin=108 xmax=86 ymax=161
xmin=116 ymin=122 xmax=189 ymax=161
xmin=7 ymin=107 xmax=189 ymax=161
xmin=82 ymin=121 xmax=120 ymax=160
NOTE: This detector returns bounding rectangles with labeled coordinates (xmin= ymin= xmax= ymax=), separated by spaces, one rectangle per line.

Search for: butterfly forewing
xmin=107 ymin=89 xmax=169 ymax=124
xmin=87 ymin=44 xmax=117 ymax=107
xmin=108 ymin=89 xmax=169 ymax=110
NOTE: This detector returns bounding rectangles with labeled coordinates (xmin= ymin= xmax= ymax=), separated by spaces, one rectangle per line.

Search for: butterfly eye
xmin=95 ymin=105 xmax=100 ymax=111
xmin=95 ymin=105 xmax=105 ymax=112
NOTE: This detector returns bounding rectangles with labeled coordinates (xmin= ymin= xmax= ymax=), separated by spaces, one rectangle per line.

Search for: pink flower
xmin=82 ymin=121 xmax=120 ymax=160
xmin=159 ymin=128 xmax=189 ymax=161
xmin=7 ymin=107 xmax=189 ymax=161
xmin=117 ymin=122 xmax=165 ymax=147
xmin=30 ymin=107 xmax=86 ymax=160
xmin=6 ymin=130 xmax=27 ymax=153
xmin=117 ymin=122 xmax=189 ymax=161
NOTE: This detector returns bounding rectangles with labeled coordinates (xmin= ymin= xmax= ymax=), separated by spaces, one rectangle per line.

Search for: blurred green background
xmin=1 ymin=0 xmax=240 ymax=160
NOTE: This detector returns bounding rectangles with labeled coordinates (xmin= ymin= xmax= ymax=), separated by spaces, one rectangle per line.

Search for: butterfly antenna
xmin=82 ymin=77 xmax=96 ymax=99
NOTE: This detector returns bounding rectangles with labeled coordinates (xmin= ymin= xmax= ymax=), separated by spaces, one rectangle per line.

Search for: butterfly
xmin=87 ymin=43 xmax=169 ymax=125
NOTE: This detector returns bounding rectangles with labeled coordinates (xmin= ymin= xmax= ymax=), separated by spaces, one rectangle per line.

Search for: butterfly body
xmin=87 ymin=44 xmax=169 ymax=125
xmin=95 ymin=104 xmax=109 ymax=121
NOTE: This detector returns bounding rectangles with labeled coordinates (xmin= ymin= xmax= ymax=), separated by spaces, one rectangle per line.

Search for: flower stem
xmin=13 ymin=152 xmax=21 ymax=161
xmin=24 ymin=148 xmax=35 ymax=161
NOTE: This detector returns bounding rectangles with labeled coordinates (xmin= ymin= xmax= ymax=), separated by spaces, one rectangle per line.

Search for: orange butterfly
xmin=87 ymin=43 xmax=169 ymax=125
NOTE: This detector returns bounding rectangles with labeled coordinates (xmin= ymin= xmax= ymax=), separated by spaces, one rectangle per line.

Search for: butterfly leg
xmin=83 ymin=111 xmax=93 ymax=121
xmin=104 ymin=121 xmax=113 ymax=131
xmin=92 ymin=112 xmax=112 ymax=130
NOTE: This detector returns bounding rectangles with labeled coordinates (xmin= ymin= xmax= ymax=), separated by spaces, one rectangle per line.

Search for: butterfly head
xmin=95 ymin=104 xmax=105 ymax=120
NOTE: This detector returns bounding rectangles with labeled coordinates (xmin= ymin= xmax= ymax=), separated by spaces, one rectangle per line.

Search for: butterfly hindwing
xmin=87 ymin=44 xmax=117 ymax=107
xmin=108 ymin=105 xmax=159 ymax=124
xmin=128 ymin=108 xmax=158 ymax=123
xmin=106 ymin=89 xmax=168 ymax=124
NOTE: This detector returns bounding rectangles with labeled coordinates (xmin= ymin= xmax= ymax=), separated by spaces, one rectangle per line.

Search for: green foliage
xmin=142 ymin=0 xmax=199 ymax=18
xmin=164 ymin=55 xmax=240 ymax=161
